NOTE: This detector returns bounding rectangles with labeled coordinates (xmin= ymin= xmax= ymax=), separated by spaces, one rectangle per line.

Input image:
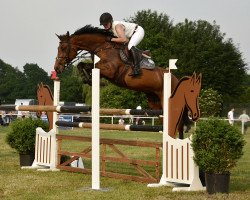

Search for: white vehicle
xmin=15 ymin=99 xmax=37 ymax=118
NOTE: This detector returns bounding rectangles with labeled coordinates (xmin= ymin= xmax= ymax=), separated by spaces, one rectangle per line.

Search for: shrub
xmin=5 ymin=117 xmax=49 ymax=154
xmin=191 ymin=117 xmax=245 ymax=173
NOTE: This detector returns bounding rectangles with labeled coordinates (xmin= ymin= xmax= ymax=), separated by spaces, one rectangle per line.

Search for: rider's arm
xmin=111 ymin=24 xmax=129 ymax=44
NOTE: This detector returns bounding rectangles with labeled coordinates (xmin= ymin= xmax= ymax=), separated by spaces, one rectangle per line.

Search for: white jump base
xmin=21 ymin=66 xmax=204 ymax=191
xmin=148 ymin=135 xmax=204 ymax=191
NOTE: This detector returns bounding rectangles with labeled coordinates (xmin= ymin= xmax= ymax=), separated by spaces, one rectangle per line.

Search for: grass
xmin=1 ymin=125 xmax=250 ymax=200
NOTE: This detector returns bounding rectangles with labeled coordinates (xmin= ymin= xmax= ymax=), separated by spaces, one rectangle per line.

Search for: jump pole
xmin=91 ymin=68 xmax=100 ymax=190
xmin=51 ymin=72 xmax=60 ymax=170
xmin=148 ymin=59 xmax=178 ymax=187
xmin=91 ymin=55 xmax=101 ymax=190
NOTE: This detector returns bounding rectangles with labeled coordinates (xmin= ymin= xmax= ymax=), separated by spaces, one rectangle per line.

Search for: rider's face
xmin=103 ymin=22 xmax=112 ymax=30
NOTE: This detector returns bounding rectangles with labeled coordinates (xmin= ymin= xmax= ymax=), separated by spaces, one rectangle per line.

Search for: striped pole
xmin=0 ymin=105 xmax=91 ymax=113
xmin=55 ymin=121 xmax=163 ymax=132
xmin=0 ymin=105 xmax=161 ymax=116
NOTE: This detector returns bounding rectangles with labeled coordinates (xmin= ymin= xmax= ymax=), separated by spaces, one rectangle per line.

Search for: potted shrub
xmin=191 ymin=117 xmax=245 ymax=194
xmin=5 ymin=117 xmax=48 ymax=166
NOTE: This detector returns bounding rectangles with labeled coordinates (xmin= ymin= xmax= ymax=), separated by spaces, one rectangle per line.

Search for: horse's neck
xmin=71 ymin=35 xmax=105 ymax=52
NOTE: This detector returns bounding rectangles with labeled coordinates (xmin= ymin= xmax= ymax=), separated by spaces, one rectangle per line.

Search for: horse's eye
xmin=191 ymin=90 xmax=194 ymax=92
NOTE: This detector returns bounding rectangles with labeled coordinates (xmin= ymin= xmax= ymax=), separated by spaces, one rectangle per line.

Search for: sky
xmin=0 ymin=0 xmax=249 ymax=74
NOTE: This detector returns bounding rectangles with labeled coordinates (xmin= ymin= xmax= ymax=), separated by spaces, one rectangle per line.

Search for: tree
xmin=129 ymin=10 xmax=247 ymax=103
xmin=128 ymin=9 xmax=174 ymax=67
xmin=0 ymin=59 xmax=25 ymax=103
xmin=100 ymin=81 xmax=148 ymax=109
xmin=199 ymin=88 xmax=223 ymax=117
xmin=170 ymin=19 xmax=247 ymax=102
xmin=59 ymin=66 xmax=83 ymax=103
xmin=23 ymin=63 xmax=52 ymax=99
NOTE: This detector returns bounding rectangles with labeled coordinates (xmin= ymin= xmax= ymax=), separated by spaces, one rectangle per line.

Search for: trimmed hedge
xmin=5 ymin=118 xmax=49 ymax=154
xmin=192 ymin=118 xmax=245 ymax=173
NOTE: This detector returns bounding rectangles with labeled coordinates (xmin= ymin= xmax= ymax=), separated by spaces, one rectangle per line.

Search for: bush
xmin=5 ymin=118 xmax=49 ymax=154
xmin=198 ymin=88 xmax=223 ymax=117
xmin=191 ymin=117 xmax=245 ymax=173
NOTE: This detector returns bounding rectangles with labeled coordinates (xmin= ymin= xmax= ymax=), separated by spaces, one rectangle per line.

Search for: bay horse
xmin=53 ymin=25 xmax=196 ymax=138
xmin=37 ymin=83 xmax=54 ymax=130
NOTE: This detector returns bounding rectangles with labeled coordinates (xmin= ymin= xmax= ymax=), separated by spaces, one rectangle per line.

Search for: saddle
xmin=120 ymin=46 xmax=155 ymax=69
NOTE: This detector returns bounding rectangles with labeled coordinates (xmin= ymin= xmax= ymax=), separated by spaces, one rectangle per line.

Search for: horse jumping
xmin=53 ymin=25 xmax=199 ymax=138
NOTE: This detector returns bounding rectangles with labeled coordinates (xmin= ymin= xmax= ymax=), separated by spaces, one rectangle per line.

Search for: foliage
xmin=238 ymin=74 xmax=250 ymax=104
xmin=5 ymin=118 xmax=49 ymax=153
xmin=170 ymin=19 xmax=247 ymax=102
xmin=100 ymin=81 xmax=148 ymax=109
xmin=59 ymin=66 xmax=84 ymax=103
xmin=192 ymin=118 xmax=245 ymax=174
xmin=199 ymin=88 xmax=223 ymax=117
xmin=130 ymin=11 xmax=247 ymax=103
xmin=0 ymin=59 xmax=26 ymax=103
xmin=0 ymin=59 xmax=51 ymax=103
xmin=128 ymin=9 xmax=174 ymax=67
xmin=82 ymin=84 xmax=92 ymax=105
xmin=22 ymin=63 xmax=53 ymax=99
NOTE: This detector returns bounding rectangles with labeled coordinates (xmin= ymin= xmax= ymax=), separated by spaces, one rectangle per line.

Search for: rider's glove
xmin=106 ymin=36 xmax=112 ymax=42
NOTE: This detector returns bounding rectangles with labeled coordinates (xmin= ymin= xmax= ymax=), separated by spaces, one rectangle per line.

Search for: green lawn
xmin=1 ymin=125 xmax=250 ymax=200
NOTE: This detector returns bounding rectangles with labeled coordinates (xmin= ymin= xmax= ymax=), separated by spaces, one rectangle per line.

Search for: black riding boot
xmin=129 ymin=46 xmax=141 ymax=76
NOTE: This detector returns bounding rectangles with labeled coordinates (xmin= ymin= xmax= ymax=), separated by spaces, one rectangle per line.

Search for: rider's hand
xmin=106 ymin=36 xmax=112 ymax=42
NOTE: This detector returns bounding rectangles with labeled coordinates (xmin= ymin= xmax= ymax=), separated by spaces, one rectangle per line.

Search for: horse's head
xmin=54 ymin=25 xmax=117 ymax=74
xmin=185 ymin=72 xmax=202 ymax=121
xmin=54 ymin=31 xmax=78 ymax=73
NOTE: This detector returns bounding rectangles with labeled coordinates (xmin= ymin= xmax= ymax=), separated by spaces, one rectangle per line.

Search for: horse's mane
xmin=73 ymin=24 xmax=114 ymax=37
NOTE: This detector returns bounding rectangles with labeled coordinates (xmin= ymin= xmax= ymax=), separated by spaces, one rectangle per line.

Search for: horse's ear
xmin=56 ymin=33 xmax=62 ymax=41
xmin=66 ymin=31 xmax=70 ymax=37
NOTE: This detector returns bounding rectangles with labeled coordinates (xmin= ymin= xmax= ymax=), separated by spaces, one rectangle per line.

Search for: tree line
xmin=0 ymin=10 xmax=249 ymax=116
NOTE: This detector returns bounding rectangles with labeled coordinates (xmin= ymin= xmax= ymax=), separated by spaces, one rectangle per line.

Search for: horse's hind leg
xmin=145 ymin=93 xmax=162 ymax=109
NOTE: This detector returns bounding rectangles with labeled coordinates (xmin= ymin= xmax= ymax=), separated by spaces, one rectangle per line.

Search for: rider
xmin=99 ymin=12 xmax=144 ymax=77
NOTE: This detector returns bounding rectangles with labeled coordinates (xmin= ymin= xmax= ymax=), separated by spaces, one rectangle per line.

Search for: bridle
xmin=56 ymin=40 xmax=88 ymax=70
xmin=56 ymin=35 xmax=124 ymax=70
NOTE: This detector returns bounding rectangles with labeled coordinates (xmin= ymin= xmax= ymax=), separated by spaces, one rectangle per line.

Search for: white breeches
xmin=128 ymin=26 xmax=144 ymax=50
